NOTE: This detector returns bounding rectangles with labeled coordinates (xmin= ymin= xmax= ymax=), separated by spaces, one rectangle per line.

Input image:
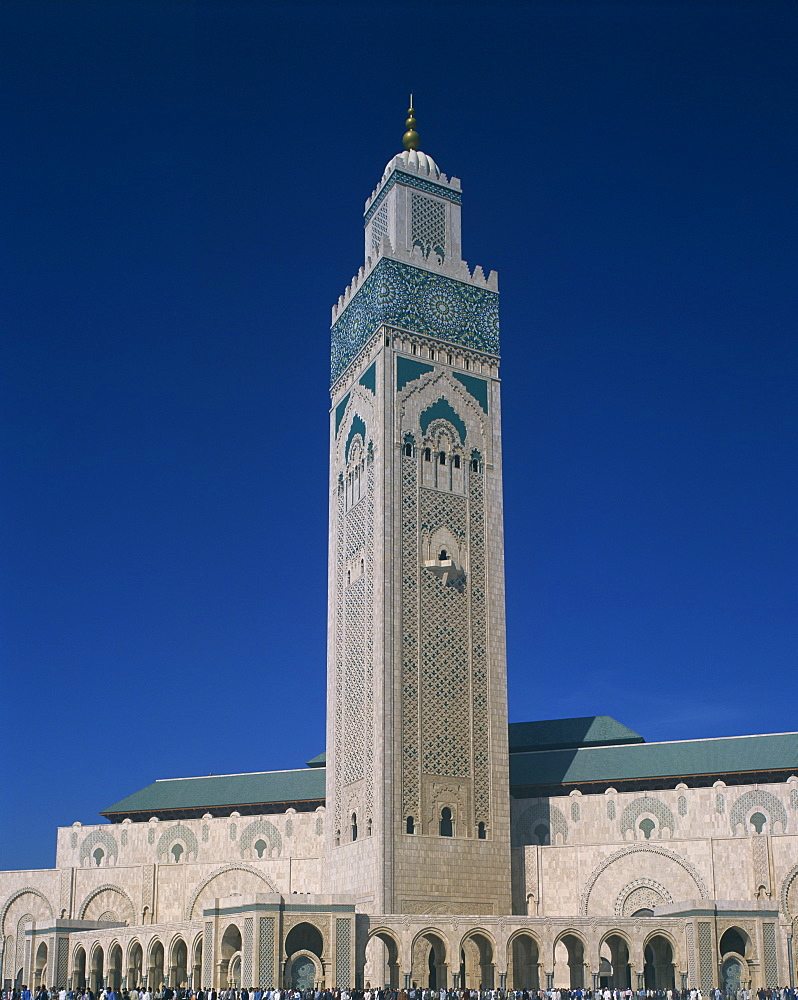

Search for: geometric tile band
xmin=331 ymin=257 xmax=499 ymax=384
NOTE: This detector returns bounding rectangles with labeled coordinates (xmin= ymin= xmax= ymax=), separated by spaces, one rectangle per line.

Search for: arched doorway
xmin=284 ymin=923 xmax=324 ymax=989
xmin=460 ymin=932 xmax=495 ymax=989
xmin=127 ymin=941 xmax=143 ymax=989
xmin=220 ymin=924 xmax=242 ymax=989
xmin=721 ymin=957 xmax=743 ymax=991
xmin=170 ymin=937 xmax=188 ymax=988
xmin=34 ymin=942 xmax=48 ymax=988
xmin=644 ymin=935 xmax=675 ymax=989
xmin=508 ymin=933 xmax=539 ymax=989
xmin=91 ymin=945 xmax=104 ymax=993
xmin=719 ymin=927 xmax=750 ymax=990
xmin=148 ymin=940 xmax=165 ymax=990
xmin=289 ymin=953 xmax=320 ymax=990
xmin=411 ymin=931 xmax=447 ymax=989
xmin=365 ymin=932 xmax=400 ymax=988
xmin=554 ymin=934 xmax=585 ymax=988
xmin=108 ymin=943 xmax=122 ymax=990
xmin=73 ymin=946 xmax=87 ymax=990
xmin=601 ymin=934 xmax=632 ymax=989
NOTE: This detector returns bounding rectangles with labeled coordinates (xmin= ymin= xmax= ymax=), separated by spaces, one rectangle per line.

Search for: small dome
xmin=384 ymin=148 xmax=441 ymax=180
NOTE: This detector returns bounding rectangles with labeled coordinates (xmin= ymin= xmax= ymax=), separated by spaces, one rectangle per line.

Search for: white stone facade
xmin=2 ymin=137 xmax=797 ymax=995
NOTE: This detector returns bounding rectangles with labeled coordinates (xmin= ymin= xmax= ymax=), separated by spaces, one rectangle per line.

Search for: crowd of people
xmin=4 ymin=987 xmax=797 ymax=1000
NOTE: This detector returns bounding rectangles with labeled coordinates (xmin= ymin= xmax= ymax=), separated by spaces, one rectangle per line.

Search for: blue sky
xmin=1 ymin=0 xmax=796 ymax=871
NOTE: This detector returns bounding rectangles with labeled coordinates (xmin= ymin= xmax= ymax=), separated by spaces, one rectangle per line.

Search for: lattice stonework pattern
xmin=202 ymin=922 xmax=213 ymax=987
xmin=419 ymin=487 xmax=470 ymax=778
xmin=762 ymin=923 xmax=778 ymax=986
xmin=469 ymin=469 xmax=490 ymax=825
xmin=752 ymin=835 xmax=770 ymax=892
xmin=340 ymin=462 xmax=375 ymax=817
xmin=364 ymin=169 xmax=462 ymax=226
xmin=334 ymin=478 xmax=346 ymax=833
xmin=258 ymin=916 xmax=275 ymax=988
xmin=243 ymin=917 xmax=253 ymax=986
xmin=698 ymin=922 xmax=714 ymax=988
xmin=686 ymin=925 xmax=696 ymax=987
xmin=371 ymin=202 xmax=388 ymax=251
xmin=335 ymin=918 xmax=351 ymax=988
xmin=57 ymin=938 xmax=68 ymax=986
xmin=411 ymin=193 xmax=446 ymax=260
xmin=401 ymin=452 xmax=420 ymax=822
xmin=331 ymin=257 xmax=499 ymax=383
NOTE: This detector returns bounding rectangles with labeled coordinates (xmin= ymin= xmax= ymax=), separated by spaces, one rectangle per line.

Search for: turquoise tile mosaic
xmin=359 ymin=361 xmax=376 ymax=394
xmin=396 ymin=356 xmax=434 ymax=391
xmin=331 ymin=257 xmax=499 ymax=384
xmin=345 ymin=414 xmax=366 ymax=460
xmin=452 ymin=371 xmax=489 ymax=413
xmin=419 ymin=397 xmax=467 ymax=443
xmin=334 ymin=393 xmax=350 ymax=436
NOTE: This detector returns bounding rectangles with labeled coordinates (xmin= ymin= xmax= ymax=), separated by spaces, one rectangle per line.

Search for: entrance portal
xmin=291 ymin=955 xmax=316 ymax=990
xmin=722 ymin=957 xmax=743 ymax=992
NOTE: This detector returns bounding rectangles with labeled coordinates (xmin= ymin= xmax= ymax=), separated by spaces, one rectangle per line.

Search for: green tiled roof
xmin=509 ymin=732 xmax=798 ymax=791
xmin=509 ymin=715 xmax=644 ymax=753
xmin=101 ymin=767 xmax=326 ymax=818
xmin=295 ymin=716 xmax=643 ymax=773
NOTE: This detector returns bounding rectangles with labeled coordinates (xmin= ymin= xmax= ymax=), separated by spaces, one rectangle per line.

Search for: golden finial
xmin=403 ymin=94 xmax=420 ymax=151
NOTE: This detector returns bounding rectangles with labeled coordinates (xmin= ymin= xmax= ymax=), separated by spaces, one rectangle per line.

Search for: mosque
xmin=2 ymin=107 xmax=797 ymax=996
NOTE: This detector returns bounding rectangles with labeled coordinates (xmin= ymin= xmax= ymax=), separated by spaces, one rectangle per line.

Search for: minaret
xmin=326 ymin=103 xmax=510 ymax=917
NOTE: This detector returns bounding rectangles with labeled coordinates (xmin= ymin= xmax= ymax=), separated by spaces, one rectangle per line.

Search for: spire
xmin=402 ymin=95 xmax=420 ymax=151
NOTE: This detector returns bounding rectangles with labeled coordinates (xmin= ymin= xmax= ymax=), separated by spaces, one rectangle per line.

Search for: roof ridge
xmin=154 ymin=767 xmax=319 ymax=783
xmin=512 ymin=731 xmax=797 ymax=757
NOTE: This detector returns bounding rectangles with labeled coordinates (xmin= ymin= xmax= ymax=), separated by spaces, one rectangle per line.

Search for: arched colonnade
xmin=363 ymin=923 xmax=692 ymax=991
xmin=15 ymin=916 xmax=765 ymax=992
xmin=67 ymin=932 xmax=203 ymax=992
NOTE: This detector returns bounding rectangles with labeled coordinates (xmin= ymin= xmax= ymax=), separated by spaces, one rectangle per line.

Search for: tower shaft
xmin=326 ymin=141 xmax=510 ymax=914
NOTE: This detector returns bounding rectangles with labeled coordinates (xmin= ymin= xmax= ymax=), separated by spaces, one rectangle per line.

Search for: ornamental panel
xmin=698 ymin=922 xmax=714 ymax=989
xmin=401 ymin=452 xmax=420 ymax=823
xmin=335 ymin=918 xmax=351 ymax=988
xmin=243 ymin=917 xmax=253 ymax=987
xmin=762 ymin=923 xmax=778 ymax=986
xmin=729 ymin=789 xmax=788 ymax=834
xmin=258 ymin=916 xmax=275 ymax=988
xmin=364 ymin=169 xmax=461 ymax=226
xmin=331 ymin=258 xmax=499 ymax=383
xmin=419 ymin=487 xmax=470 ymax=779
xmin=411 ymin=193 xmax=446 ymax=261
